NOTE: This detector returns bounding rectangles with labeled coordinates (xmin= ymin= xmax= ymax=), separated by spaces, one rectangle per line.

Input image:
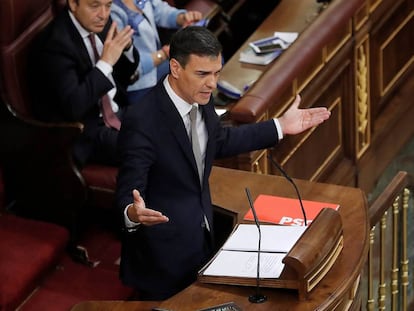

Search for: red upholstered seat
xmin=18 ymin=255 xmax=134 ymax=311
xmin=0 ymin=215 xmax=69 ymax=311
xmin=81 ymin=165 xmax=118 ymax=213
xmin=0 ymin=166 xmax=69 ymax=311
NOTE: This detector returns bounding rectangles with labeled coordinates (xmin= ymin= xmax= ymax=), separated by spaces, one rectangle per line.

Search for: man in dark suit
xmin=30 ymin=0 xmax=139 ymax=166
xmin=116 ymin=26 xmax=331 ymax=300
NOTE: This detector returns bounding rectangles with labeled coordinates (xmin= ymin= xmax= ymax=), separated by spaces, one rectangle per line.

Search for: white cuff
xmin=273 ymin=118 xmax=283 ymax=141
xmin=124 ymin=204 xmax=140 ymax=231
xmin=96 ymin=59 xmax=113 ymax=76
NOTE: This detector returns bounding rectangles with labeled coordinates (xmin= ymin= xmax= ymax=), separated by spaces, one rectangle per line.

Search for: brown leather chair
xmin=0 ymin=0 xmax=118 ymax=238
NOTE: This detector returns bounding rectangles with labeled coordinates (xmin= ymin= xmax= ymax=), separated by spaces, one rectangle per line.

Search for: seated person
xmin=111 ymin=0 xmax=202 ymax=104
xmin=29 ymin=0 xmax=139 ymax=167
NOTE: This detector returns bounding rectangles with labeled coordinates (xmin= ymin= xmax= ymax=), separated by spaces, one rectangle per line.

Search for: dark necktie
xmin=189 ymin=105 xmax=203 ymax=183
xmin=88 ymin=34 xmax=121 ymax=131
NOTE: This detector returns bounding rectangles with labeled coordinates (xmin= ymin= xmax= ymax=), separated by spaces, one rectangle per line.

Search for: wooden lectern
xmin=198 ymin=208 xmax=343 ymax=301
xmin=71 ymin=166 xmax=369 ymax=311
xmin=281 ymin=208 xmax=343 ymax=300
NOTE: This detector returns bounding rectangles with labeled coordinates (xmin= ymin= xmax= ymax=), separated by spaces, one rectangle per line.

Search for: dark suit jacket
xmin=116 ymin=79 xmax=280 ymax=299
xmin=29 ymin=8 xmax=139 ymax=165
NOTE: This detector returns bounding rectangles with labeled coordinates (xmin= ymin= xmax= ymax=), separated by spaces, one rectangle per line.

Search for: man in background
xmin=30 ymin=0 xmax=139 ymax=167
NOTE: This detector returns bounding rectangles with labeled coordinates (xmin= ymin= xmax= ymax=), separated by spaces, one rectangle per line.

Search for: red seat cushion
xmin=81 ymin=165 xmax=118 ymax=211
xmin=18 ymin=256 xmax=134 ymax=311
xmin=17 ymin=227 xmax=134 ymax=311
xmin=0 ymin=215 xmax=69 ymax=311
xmin=81 ymin=164 xmax=117 ymax=192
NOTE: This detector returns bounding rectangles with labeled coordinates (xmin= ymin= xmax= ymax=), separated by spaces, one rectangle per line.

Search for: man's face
xmin=68 ymin=0 xmax=112 ymax=33
xmin=170 ymin=54 xmax=222 ymax=105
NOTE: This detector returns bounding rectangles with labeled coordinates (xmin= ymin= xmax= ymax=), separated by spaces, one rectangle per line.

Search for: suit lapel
xmin=159 ymin=88 xmax=199 ymax=177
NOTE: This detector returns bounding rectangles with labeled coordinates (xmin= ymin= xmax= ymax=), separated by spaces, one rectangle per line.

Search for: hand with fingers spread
xmin=100 ymin=22 xmax=134 ymax=66
xmin=278 ymin=94 xmax=331 ymax=135
xmin=127 ymin=189 xmax=169 ymax=226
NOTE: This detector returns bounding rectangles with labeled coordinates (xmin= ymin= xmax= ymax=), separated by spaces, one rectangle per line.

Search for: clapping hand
xmin=101 ymin=22 xmax=134 ymax=66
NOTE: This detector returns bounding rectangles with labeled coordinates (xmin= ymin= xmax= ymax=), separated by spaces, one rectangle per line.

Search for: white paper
xmin=215 ymin=108 xmax=227 ymax=116
xmin=203 ymin=250 xmax=286 ymax=278
xmin=222 ymin=224 xmax=306 ymax=253
xmin=273 ymin=31 xmax=299 ymax=44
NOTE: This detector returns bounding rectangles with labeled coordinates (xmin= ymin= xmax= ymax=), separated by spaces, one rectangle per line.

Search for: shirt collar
xmin=163 ymin=76 xmax=198 ymax=118
xmin=68 ymin=11 xmax=91 ymax=40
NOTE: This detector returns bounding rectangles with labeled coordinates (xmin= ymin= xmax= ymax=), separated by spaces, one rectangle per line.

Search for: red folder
xmin=244 ymin=194 xmax=339 ymax=226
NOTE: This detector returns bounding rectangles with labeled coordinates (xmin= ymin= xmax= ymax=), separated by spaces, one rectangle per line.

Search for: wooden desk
xmin=71 ymin=166 xmax=369 ymax=311
xmin=215 ymin=0 xmax=414 ymax=194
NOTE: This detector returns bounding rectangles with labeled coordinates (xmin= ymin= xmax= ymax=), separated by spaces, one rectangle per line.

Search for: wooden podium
xmin=198 ymin=208 xmax=344 ymax=301
xmin=71 ymin=166 xmax=369 ymax=311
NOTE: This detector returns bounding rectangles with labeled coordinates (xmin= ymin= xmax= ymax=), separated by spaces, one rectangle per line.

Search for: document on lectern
xmin=199 ymin=224 xmax=306 ymax=280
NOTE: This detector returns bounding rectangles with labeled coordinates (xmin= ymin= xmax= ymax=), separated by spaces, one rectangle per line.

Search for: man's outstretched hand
xmin=278 ymin=94 xmax=331 ymax=135
xmin=127 ymin=189 xmax=169 ymax=226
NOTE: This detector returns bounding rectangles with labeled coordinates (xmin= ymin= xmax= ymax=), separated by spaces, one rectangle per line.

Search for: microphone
xmin=267 ymin=154 xmax=308 ymax=226
xmin=245 ymin=187 xmax=267 ymax=304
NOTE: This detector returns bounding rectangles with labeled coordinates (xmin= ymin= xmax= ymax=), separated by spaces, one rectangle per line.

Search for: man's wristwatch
xmin=156 ymin=51 xmax=164 ymax=60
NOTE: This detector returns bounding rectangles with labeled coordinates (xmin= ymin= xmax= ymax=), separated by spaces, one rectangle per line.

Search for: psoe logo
xmin=278 ymin=216 xmax=312 ymax=226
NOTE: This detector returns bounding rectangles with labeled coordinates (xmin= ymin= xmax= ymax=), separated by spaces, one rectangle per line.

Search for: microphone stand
xmin=267 ymin=154 xmax=308 ymax=226
xmin=245 ymin=188 xmax=267 ymax=303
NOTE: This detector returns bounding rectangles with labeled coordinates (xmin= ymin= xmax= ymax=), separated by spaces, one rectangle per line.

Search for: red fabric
xmin=19 ymin=254 xmax=133 ymax=311
xmin=0 ymin=215 xmax=69 ymax=311
xmin=81 ymin=165 xmax=117 ymax=191
xmin=18 ymin=226 xmax=133 ymax=310
xmin=0 ymin=168 xmax=5 ymax=211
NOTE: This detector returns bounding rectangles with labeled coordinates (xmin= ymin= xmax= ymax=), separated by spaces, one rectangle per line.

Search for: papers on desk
xmin=200 ymin=224 xmax=306 ymax=279
xmin=222 ymin=224 xmax=306 ymax=253
xmin=216 ymin=80 xmax=244 ymax=99
xmin=216 ymin=79 xmax=257 ymax=100
xmin=239 ymin=31 xmax=298 ymax=65
xmin=203 ymin=250 xmax=286 ymax=278
xmin=214 ymin=108 xmax=227 ymax=117
xmin=239 ymin=47 xmax=282 ymax=65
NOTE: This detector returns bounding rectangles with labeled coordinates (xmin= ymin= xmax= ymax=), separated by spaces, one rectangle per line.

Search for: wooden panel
xmin=379 ymin=11 xmax=414 ymax=96
xmin=296 ymin=50 xmax=324 ymax=93
xmin=370 ymin=1 xmax=414 ymax=118
xmin=354 ymin=0 xmax=369 ymax=30
xmin=267 ymin=85 xmax=295 ymax=119
xmin=369 ymin=0 xmax=382 ymax=12
xmin=251 ymin=149 xmax=268 ymax=174
xmin=354 ymin=35 xmax=371 ymax=159
xmin=274 ymin=99 xmax=342 ymax=181
xmin=325 ymin=21 xmax=352 ymax=62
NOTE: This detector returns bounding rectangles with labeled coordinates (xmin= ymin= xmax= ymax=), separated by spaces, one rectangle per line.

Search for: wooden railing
xmin=361 ymin=171 xmax=413 ymax=310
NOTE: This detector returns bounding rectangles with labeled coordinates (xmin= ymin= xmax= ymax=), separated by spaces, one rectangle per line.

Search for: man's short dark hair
xmin=169 ymin=26 xmax=222 ymax=68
